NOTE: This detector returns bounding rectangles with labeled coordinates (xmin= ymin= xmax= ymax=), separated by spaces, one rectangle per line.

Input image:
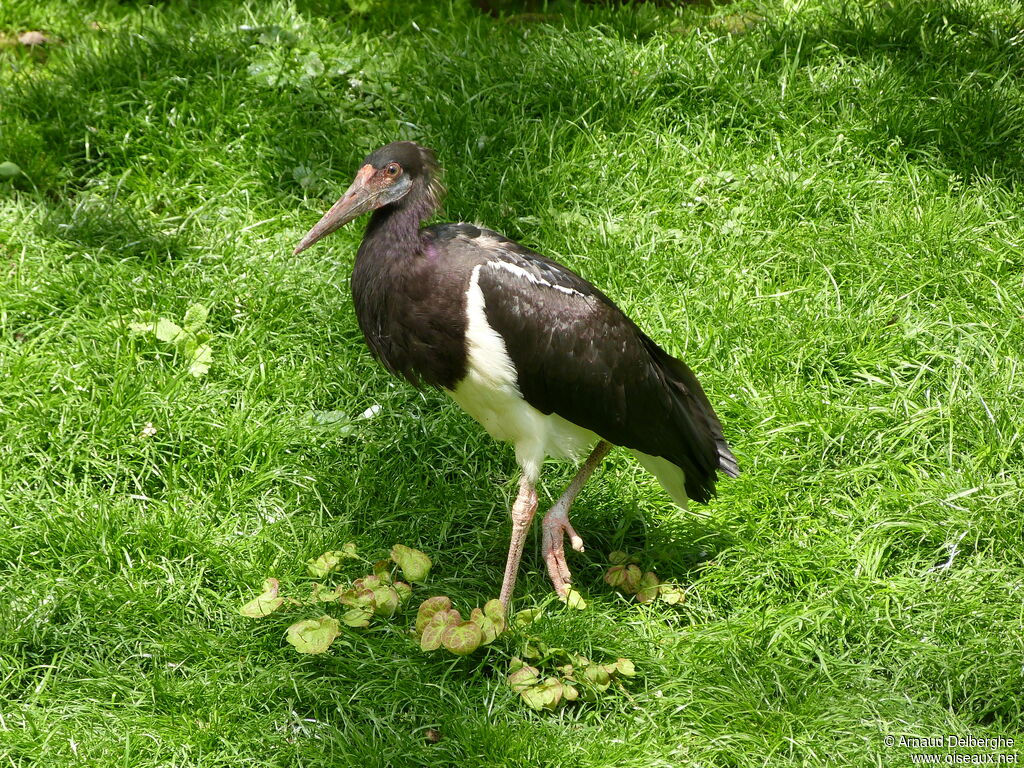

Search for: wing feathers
xmin=468 ymin=231 xmax=738 ymax=503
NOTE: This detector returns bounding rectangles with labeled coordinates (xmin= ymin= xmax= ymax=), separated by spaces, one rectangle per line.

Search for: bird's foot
xmin=541 ymin=506 xmax=585 ymax=598
xmin=499 ymin=478 xmax=539 ymax=609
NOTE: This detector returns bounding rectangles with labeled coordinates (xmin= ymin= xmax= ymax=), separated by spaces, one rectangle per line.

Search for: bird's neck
xmin=361 ymin=184 xmax=437 ymax=260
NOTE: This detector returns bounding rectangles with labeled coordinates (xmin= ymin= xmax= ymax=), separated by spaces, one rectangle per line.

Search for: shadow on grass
xmin=758 ymin=1 xmax=1024 ymax=185
xmin=9 ymin=0 xmax=1019 ymax=266
xmin=37 ymin=197 xmax=193 ymax=261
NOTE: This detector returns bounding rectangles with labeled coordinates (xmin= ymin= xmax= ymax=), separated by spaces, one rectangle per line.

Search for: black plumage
xmin=294 ymin=141 xmax=739 ymax=606
xmin=462 ymin=226 xmax=736 ymax=503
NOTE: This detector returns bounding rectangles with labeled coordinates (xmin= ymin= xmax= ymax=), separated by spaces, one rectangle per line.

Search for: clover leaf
xmin=390 ymin=544 xmax=431 ymax=582
xmin=239 ymin=578 xmax=285 ymax=618
xmin=286 ymin=615 xmax=341 ymax=654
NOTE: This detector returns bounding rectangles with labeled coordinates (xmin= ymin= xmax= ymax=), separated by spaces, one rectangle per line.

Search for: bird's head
xmin=293 ymin=141 xmax=442 ymax=255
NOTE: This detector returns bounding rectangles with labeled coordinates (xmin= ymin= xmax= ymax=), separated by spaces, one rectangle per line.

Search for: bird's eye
xmin=385 ymin=163 xmax=401 ymax=177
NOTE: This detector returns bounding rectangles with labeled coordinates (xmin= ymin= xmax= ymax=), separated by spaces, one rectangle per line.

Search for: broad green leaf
xmin=604 ymin=565 xmax=628 ymax=589
xmin=0 ymin=161 xmax=21 ymax=179
xmin=128 ymin=316 xmax=161 ymax=337
xmin=371 ymin=585 xmax=400 ymax=617
xmin=608 ymin=550 xmax=630 ymax=565
xmin=340 ymin=587 xmax=375 ymax=609
xmin=415 ymin=596 xmax=452 ymax=634
xmin=344 ymin=0 xmax=376 ymax=13
xmin=512 ymin=607 xmax=544 ymax=629
xmin=561 ymin=587 xmax=587 ymax=610
xmin=435 ymin=608 xmax=462 ymax=626
xmin=392 ymin=582 xmax=412 ymax=604
xmin=521 ymin=677 xmax=563 ymax=710
xmin=286 ymin=615 xmax=341 ymax=653
xmin=519 ymin=685 xmax=547 ymax=710
xmin=570 ymin=653 xmax=591 ymax=668
xmin=341 ymin=606 xmax=372 ymax=627
xmin=182 ymin=303 xmax=209 ymax=333
xmin=154 ymin=317 xmax=185 ymax=344
xmin=507 ymin=664 xmax=540 ymax=693
xmin=544 ymin=645 xmax=571 ymax=663
xmin=311 ymin=583 xmax=343 ymax=602
xmin=561 ymin=682 xmax=579 ymax=702
xmin=372 ymin=560 xmax=393 ymax=583
xmin=390 ymin=544 xmax=431 ymax=582
xmin=483 ymin=599 xmax=505 ymax=619
xmin=483 ymin=599 xmax=506 ymax=634
xmin=420 ymin=622 xmax=445 ymax=651
xmin=239 ymin=577 xmax=284 ymax=618
xmin=613 ymin=657 xmax=636 ymax=677
xmin=538 ymin=677 xmax=564 ymax=708
xmin=636 ymin=571 xmax=661 ymax=603
xmin=623 ymin=565 xmax=642 ymax=592
xmin=581 ymin=664 xmax=611 ymax=692
xmin=522 ymin=639 xmax=548 ymax=660
xmin=659 ymin=584 xmax=685 ymax=605
xmin=188 ymin=343 xmax=213 ymax=377
xmin=606 ymin=564 xmax=642 ymax=594
xmin=419 ymin=607 xmax=460 ymax=652
xmin=306 ymin=551 xmax=347 ymax=578
xmin=420 ymin=608 xmax=461 ymax=651
xmin=470 ymin=608 xmax=499 ymax=645
xmin=441 ymin=621 xmax=483 ymax=655
xmin=353 ymin=575 xmax=381 ymax=591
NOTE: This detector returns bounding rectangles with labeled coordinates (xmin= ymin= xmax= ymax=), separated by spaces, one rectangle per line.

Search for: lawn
xmin=2 ymin=0 xmax=1022 ymax=765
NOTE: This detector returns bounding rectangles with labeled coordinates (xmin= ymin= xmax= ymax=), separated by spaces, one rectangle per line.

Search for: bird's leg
xmin=499 ymin=475 xmax=539 ymax=609
xmin=542 ymin=441 xmax=612 ymax=597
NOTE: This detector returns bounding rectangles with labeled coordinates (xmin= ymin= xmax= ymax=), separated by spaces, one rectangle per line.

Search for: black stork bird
xmin=294 ymin=141 xmax=739 ymax=608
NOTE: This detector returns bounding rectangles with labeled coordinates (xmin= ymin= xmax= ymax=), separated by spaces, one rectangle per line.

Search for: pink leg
xmin=542 ymin=441 xmax=612 ymax=597
xmin=499 ymin=475 xmax=538 ymax=609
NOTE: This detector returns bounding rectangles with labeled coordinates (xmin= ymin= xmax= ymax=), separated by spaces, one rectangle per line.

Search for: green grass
xmin=2 ymin=0 xmax=1023 ymax=765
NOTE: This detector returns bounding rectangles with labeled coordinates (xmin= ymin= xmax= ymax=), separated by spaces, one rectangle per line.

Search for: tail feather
xmin=717 ymin=440 xmax=740 ymax=479
xmin=631 ymin=450 xmax=690 ymax=509
xmin=644 ymin=340 xmax=741 ymax=495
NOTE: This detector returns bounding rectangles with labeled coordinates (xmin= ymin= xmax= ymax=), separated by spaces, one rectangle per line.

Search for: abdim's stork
xmin=294 ymin=141 xmax=739 ymax=607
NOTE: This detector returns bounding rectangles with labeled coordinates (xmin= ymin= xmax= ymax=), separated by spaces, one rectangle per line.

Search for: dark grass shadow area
xmin=37 ymin=196 xmax=194 ymax=261
xmin=8 ymin=0 xmax=1023 ymax=228
xmin=755 ymin=0 xmax=1024 ymax=186
xmin=2 ymin=21 xmax=251 ymax=259
xmin=1 ymin=1 xmax=687 ymax=196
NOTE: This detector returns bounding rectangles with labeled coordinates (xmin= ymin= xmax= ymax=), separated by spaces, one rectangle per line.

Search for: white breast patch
xmin=446 ymin=265 xmax=597 ymax=483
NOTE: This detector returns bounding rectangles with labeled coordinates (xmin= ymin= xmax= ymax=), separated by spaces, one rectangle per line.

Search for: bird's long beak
xmin=293 ymin=165 xmax=377 ymax=255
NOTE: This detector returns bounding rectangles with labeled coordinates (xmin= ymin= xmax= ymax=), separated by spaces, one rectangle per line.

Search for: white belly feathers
xmin=445 ymin=264 xmax=597 ymax=484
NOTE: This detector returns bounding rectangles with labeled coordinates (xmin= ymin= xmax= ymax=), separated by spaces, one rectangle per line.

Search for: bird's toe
xmin=566 ymin=525 xmax=585 ymax=553
xmin=542 ymin=509 xmax=585 ymax=596
xmin=544 ymin=549 xmax=572 ymax=597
